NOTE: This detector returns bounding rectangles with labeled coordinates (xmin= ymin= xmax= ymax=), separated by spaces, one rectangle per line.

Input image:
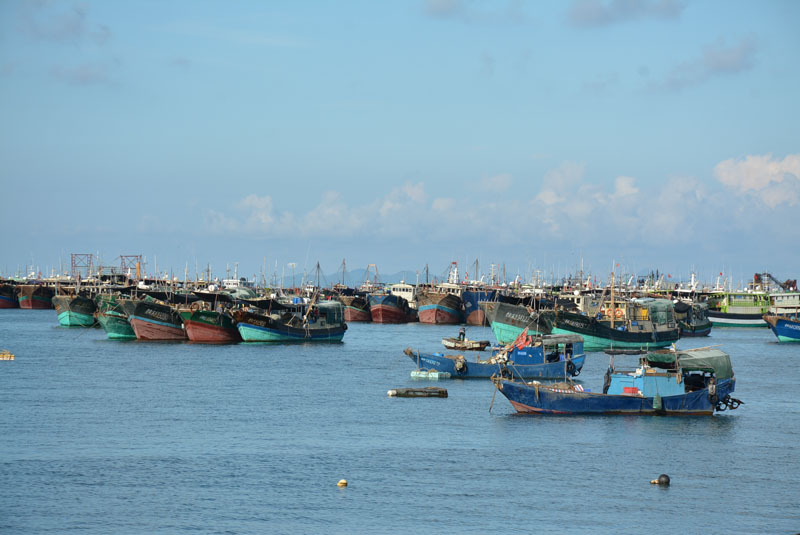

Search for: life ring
xmin=614 ymin=308 xmax=623 ymax=318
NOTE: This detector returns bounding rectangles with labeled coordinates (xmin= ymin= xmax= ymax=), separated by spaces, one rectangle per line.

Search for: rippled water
xmin=1 ymin=310 xmax=798 ymax=534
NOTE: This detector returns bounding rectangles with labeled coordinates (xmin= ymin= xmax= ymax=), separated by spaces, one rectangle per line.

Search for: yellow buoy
xmin=337 ymin=479 xmax=348 ymax=487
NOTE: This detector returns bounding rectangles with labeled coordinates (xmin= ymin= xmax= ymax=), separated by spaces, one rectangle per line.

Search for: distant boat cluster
xmin=0 ymin=261 xmax=798 ymax=345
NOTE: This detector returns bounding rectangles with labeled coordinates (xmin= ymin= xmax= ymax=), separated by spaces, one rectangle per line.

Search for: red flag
xmin=513 ymin=327 xmax=529 ymax=349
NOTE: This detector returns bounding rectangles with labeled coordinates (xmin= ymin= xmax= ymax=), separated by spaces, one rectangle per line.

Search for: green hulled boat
xmin=479 ymin=301 xmax=554 ymax=344
xmin=552 ymin=298 xmax=680 ymax=352
xmin=52 ymin=295 xmax=97 ymax=327
xmin=96 ymin=295 xmax=136 ymax=339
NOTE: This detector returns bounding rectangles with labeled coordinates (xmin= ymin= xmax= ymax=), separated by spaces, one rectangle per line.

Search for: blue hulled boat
xmin=763 ymin=314 xmax=800 ymax=343
xmin=462 ymin=289 xmax=496 ymax=325
xmin=494 ymin=347 xmax=741 ymax=416
xmin=405 ymin=333 xmax=585 ymax=379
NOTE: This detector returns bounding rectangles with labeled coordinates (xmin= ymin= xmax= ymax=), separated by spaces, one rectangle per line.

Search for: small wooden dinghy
xmin=0 ymin=349 xmax=15 ymax=360
xmin=387 ymin=387 xmax=448 ymax=398
xmin=441 ymin=337 xmax=491 ymax=351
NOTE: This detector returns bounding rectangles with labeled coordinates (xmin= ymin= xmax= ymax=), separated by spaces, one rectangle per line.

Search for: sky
xmin=1 ymin=0 xmax=799 ymax=285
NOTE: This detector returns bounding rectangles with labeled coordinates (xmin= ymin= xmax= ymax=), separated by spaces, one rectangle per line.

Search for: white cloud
xmin=568 ymin=0 xmax=684 ymax=28
xmin=477 ymin=173 xmax=513 ymax=192
xmin=650 ymin=36 xmax=757 ymax=92
xmin=714 ymin=154 xmax=800 ymax=207
xmin=543 ymin=161 xmax=586 ymax=192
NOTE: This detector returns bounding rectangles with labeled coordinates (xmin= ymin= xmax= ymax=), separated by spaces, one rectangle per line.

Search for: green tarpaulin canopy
xmin=646 ymin=348 xmax=733 ymax=380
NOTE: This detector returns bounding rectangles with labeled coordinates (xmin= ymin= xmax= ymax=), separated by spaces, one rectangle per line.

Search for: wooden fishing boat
xmin=52 ymin=294 xmax=97 ymax=327
xmin=494 ymin=347 xmax=742 ymax=416
xmin=234 ymin=300 xmax=347 ymax=342
xmin=763 ymin=314 xmax=800 ymax=343
xmin=129 ymin=298 xmax=187 ymax=340
xmin=441 ymin=337 xmax=491 ymax=351
xmin=406 ymin=332 xmax=585 ymax=379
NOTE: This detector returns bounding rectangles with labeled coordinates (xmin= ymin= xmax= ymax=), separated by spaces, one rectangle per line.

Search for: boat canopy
xmin=646 ymin=348 xmax=733 ymax=380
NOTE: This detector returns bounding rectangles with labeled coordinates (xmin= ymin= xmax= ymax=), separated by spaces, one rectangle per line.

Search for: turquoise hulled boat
xmin=234 ymin=300 xmax=347 ymax=342
xmin=52 ymin=295 xmax=97 ymax=327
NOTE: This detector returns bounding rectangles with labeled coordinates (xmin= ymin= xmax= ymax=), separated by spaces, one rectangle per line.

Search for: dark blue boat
xmin=495 ymin=347 xmax=741 ymax=415
xmin=764 ymin=314 xmax=800 ymax=343
xmin=462 ymin=289 xmax=496 ymax=325
xmin=405 ymin=334 xmax=585 ymax=379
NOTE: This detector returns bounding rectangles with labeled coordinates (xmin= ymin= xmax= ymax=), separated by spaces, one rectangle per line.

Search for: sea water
xmin=1 ymin=310 xmax=798 ymax=534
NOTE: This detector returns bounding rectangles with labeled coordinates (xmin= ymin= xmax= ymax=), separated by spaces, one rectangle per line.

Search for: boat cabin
xmin=604 ymin=348 xmax=733 ymax=397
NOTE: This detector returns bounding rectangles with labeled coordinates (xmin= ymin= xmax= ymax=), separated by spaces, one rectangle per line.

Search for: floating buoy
xmin=650 ymin=474 xmax=670 ymax=486
xmin=337 ymin=479 xmax=348 ymax=487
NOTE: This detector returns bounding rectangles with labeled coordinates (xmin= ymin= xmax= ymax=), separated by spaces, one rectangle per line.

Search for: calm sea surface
xmin=1 ymin=310 xmax=798 ymax=534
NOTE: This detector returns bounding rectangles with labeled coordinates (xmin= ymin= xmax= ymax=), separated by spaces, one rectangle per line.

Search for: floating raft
xmin=410 ymin=370 xmax=451 ymax=380
xmin=387 ymin=387 xmax=448 ymax=398
xmin=0 ymin=350 xmax=15 ymax=361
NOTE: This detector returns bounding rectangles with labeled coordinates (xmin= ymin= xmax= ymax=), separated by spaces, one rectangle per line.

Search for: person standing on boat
xmin=458 ymin=326 xmax=465 ymax=341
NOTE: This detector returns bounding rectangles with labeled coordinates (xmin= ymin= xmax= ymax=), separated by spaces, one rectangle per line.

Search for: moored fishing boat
xmin=406 ymin=333 xmax=585 ymax=379
xmin=417 ymin=286 xmax=464 ymax=324
xmin=337 ymin=294 xmax=371 ymax=322
xmin=763 ymin=314 xmax=800 ymax=343
xmin=462 ymin=288 xmax=496 ymax=325
xmin=674 ymin=300 xmax=712 ymax=337
xmin=368 ymin=292 xmax=416 ymax=323
xmin=16 ymin=284 xmax=54 ymax=309
xmin=95 ymin=294 xmax=136 ymax=339
xmin=180 ymin=308 xmax=241 ymax=343
xmin=52 ymin=294 xmax=97 ymax=327
xmin=552 ymin=298 xmax=679 ymax=351
xmin=494 ymin=347 xmax=742 ymax=415
xmin=706 ymin=291 xmax=768 ymax=327
xmin=480 ymin=300 xmax=554 ymax=344
xmin=0 ymin=284 xmax=19 ymax=308
xmin=234 ymin=300 xmax=346 ymax=342
xmin=129 ymin=298 xmax=186 ymax=340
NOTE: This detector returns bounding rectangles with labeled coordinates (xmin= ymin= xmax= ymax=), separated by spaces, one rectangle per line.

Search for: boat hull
xmin=481 ymin=301 xmax=553 ymax=343
xmin=553 ymin=311 xmax=679 ymax=352
xmin=17 ymin=285 xmax=54 ymax=309
xmin=97 ymin=312 xmax=136 ymax=339
xmin=417 ymin=292 xmax=464 ymax=324
xmin=52 ymin=295 xmax=97 ymax=327
xmin=0 ymin=295 xmax=19 ymax=308
xmin=344 ymin=306 xmax=372 ymax=322
xmin=408 ymin=350 xmax=585 ymax=379
xmin=708 ymin=311 xmax=767 ymax=328
xmin=764 ymin=316 xmax=800 ymax=343
xmin=180 ymin=310 xmax=241 ymax=343
xmin=338 ymin=295 xmax=371 ymax=322
xmin=462 ymin=290 xmax=496 ymax=325
xmin=499 ymin=378 xmax=735 ymax=415
xmin=235 ymin=310 xmax=346 ymax=342
xmin=368 ymin=294 xmax=415 ymax=324
xmin=130 ymin=301 xmax=186 ymax=340
xmin=679 ymin=321 xmax=712 ymax=337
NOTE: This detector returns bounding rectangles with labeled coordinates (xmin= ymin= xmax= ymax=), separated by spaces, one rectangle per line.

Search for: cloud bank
xmin=567 ymin=0 xmax=684 ymax=27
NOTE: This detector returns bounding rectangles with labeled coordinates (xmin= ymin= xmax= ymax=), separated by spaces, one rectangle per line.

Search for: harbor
xmin=1 ymin=309 xmax=798 ymax=534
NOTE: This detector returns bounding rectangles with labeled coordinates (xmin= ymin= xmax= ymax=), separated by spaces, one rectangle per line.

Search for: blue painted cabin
xmin=405 ymin=334 xmax=585 ymax=379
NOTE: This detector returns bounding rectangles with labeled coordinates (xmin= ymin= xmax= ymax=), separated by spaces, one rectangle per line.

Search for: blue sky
xmin=1 ymin=0 xmax=798 ymax=284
